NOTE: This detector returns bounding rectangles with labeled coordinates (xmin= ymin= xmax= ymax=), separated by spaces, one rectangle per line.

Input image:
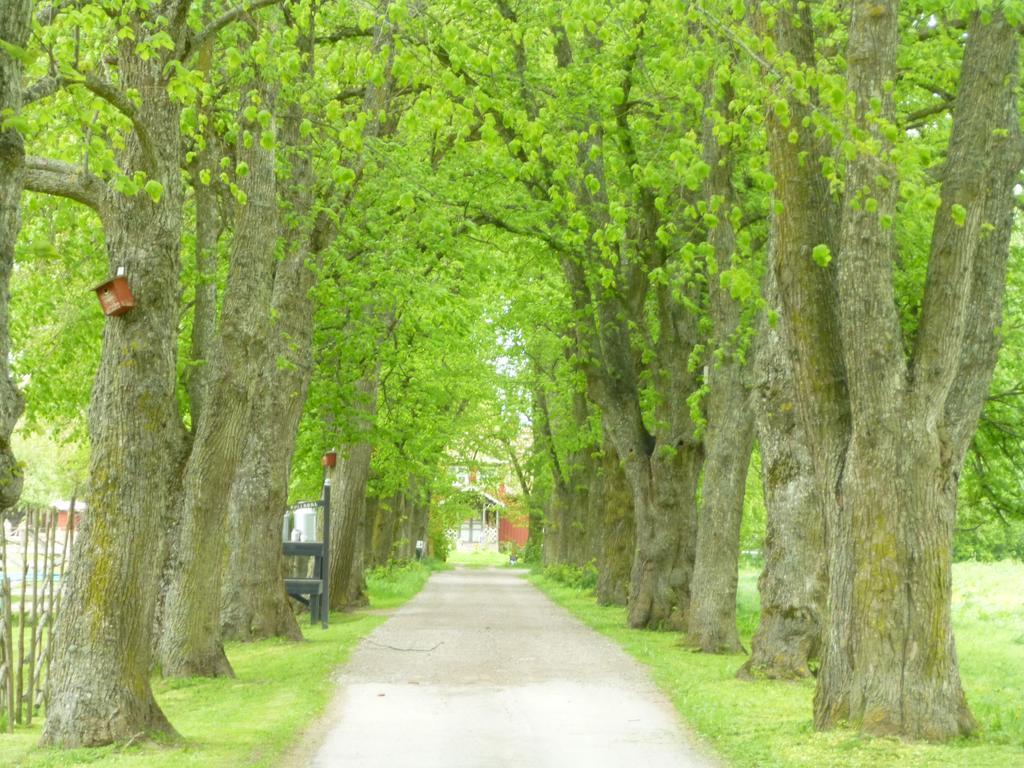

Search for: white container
xmin=293 ymin=508 xmax=318 ymax=543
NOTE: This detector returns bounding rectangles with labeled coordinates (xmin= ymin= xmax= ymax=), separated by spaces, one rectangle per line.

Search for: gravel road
xmin=305 ymin=567 xmax=716 ymax=768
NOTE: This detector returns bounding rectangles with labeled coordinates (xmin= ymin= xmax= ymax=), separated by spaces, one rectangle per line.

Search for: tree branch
xmin=902 ymin=97 xmax=953 ymax=129
xmin=80 ymin=74 xmax=157 ymax=171
xmin=317 ymin=26 xmax=373 ymax=44
xmin=22 ymin=72 xmax=157 ymax=171
xmin=22 ymin=75 xmax=68 ymax=106
xmin=178 ymin=0 xmax=287 ymax=62
xmin=469 ymin=209 xmax=566 ymax=254
xmin=23 ymin=156 xmax=107 ymax=212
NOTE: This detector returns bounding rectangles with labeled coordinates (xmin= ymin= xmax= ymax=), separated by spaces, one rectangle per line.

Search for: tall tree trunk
xmin=185 ymin=38 xmax=221 ymax=427
xmin=218 ymin=219 xmax=323 ymax=642
xmin=687 ymin=95 xmax=754 ymax=653
xmin=533 ymin=384 xmax=567 ymax=565
xmin=583 ymin=451 xmax=604 ymax=565
xmin=614 ymin=286 xmax=703 ymax=630
xmin=738 ymin=274 xmax=824 ymax=680
xmin=687 ymin=368 xmax=754 ymax=652
xmin=327 ymin=372 xmax=379 ymax=611
xmin=364 ymin=496 xmax=381 ymax=568
xmin=42 ymin=45 xmax=184 ymax=747
xmin=595 ymin=438 xmax=634 ymax=606
xmin=160 ymin=92 xmax=278 ymax=678
xmin=816 ymin=10 xmax=1020 ymax=740
xmin=218 ymin=23 xmax=329 ymax=642
xmin=542 ymin=486 xmax=567 ymax=565
xmin=345 ymin=493 xmax=369 ymax=607
xmin=764 ymin=2 xmax=1021 ymax=740
xmin=0 ymin=0 xmax=29 ymax=510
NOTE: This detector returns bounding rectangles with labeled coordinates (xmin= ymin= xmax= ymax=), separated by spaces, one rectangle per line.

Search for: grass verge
xmin=0 ymin=561 xmax=434 ymax=768
xmin=531 ymin=561 xmax=1024 ymax=768
xmin=445 ymin=549 xmax=515 ymax=568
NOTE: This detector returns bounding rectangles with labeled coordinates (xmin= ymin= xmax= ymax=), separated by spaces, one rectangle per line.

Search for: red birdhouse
xmin=322 ymin=451 xmax=338 ymax=468
xmin=93 ymin=274 xmax=135 ymax=317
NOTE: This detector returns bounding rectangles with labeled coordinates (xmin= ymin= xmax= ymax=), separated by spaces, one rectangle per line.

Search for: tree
xmin=738 ymin=273 xmax=824 ymax=680
xmin=159 ymin=78 xmax=280 ymax=678
xmin=34 ymin=0 xmax=285 ymax=744
xmin=761 ymin=2 xmax=1022 ymax=740
xmin=0 ymin=0 xmax=31 ymax=510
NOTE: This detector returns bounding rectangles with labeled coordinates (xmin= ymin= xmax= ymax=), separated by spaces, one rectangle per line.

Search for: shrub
xmin=542 ymin=561 xmax=599 ymax=591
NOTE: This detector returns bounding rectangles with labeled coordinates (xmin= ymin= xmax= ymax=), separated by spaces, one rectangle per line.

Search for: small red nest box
xmin=322 ymin=451 xmax=338 ymax=468
xmin=94 ymin=275 xmax=136 ymax=317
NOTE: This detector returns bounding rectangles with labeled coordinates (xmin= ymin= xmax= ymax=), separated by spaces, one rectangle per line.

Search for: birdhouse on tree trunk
xmin=322 ymin=450 xmax=338 ymax=468
xmin=93 ymin=268 xmax=135 ymax=317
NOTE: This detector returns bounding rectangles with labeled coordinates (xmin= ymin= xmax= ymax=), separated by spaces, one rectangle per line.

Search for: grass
xmin=0 ymin=561 xmax=435 ymax=768
xmin=444 ymin=548 xmax=515 ymax=568
xmin=531 ymin=561 xmax=1024 ymax=768
xmin=364 ymin=558 xmax=445 ymax=609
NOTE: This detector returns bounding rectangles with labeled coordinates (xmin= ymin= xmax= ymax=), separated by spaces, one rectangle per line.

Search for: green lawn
xmin=444 ymin=548 xmax=513 ymax=568
xmin=0 ymin=562 xmax=434 ymax=768
xmin=531 ymin=561 xmax=1024 ymax=768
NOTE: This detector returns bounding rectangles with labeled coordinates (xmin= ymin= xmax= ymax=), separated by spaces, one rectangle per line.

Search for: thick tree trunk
xmin=564 ymin=465 xmax=596 ymax=567
xmin=345 ymin=496 xmax=369 ymax=607
xmin=0 ymin=0 xmax=29 ymax=510
xmin=327 ymin=372 xmax=378 ymax=610
xmin=218 ymin=233 xmax=318 ymax=643
xmin=160 ymin=95 xmax=278 ymax=678
xmin=219 ymin=441 xmax=303 ymax=642
xmin=813 ymin=10 xmax=1020 ymax=740
xmin=583 ymin=452 xmax=605 ymax=566
xmin=762 ymin=2 xmax=1021 ymax=740
xmin=622 ymin=288 xmax=703 ymax=630
xmin=749 ymin=0 xmax=837 ymax=685
xmin=687 ymin=367 xmax=754 ymax=652
xmin=595 ymin=439 xmax=634 ymax=606
xmin=218 ymin=33 xmax=329 ymax=642
xmin=623 ymin=438 xmax=701 ymax=630
xmin=541 ymin=486 xmax=567 ymax=566
xmin=43 ymin=48 xmax=184 ymax=747
xmin=687 ymin=106 xmax=753 ymax=653
xmin=738 ymin=279 xmax=824 ymax=680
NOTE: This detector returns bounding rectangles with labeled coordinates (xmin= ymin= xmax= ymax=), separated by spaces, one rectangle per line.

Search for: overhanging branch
xmin=178 ymin=0 xmax=288 ymax=62
xmin=24 ymin=156 xmax=107 ymax=212
xmin=22 ymin=72 xmax=157 ymax=172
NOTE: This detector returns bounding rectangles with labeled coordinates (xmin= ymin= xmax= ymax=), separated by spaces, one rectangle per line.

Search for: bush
xmin=522 ymin=538 xmax=542 ymax=563
xmin=429 ymin=527 xmax=452 ymax=562
xmin=542 ymin=562 xmax=599 ymax=591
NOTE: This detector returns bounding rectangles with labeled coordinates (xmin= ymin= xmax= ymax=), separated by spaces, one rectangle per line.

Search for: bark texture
xmin=687 ymin=95 xmax=754 ymax=654
xmin=160 ymin=93 xmax=278 ymax=678
xmin=738 ymin=274 xmax=824 ymax=680
xmin=218 ymin=209 xmax=322 ymax=644
xmin=185 ymin=38 xmax=222 ymax=428
xmin=42 ymin=35 xmax=184 ymax=747
xmin=765 ymin=2 xmax=1022 ymax=740
xmin=595 ymin=438 xmax=634 ymax=606
xmin=327 ymin=373 xmax=379 ymax=610
xmin=218 ymin=27 xmax=330 ymax=642
xmin=0 ymin=0 xmax=29 ymax=509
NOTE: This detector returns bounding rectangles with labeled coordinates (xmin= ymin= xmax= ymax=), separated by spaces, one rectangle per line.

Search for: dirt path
xmin=304 ymin=567 xmax=716 ymax=768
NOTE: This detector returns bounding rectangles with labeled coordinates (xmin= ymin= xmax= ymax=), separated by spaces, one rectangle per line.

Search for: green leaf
xmin=144 ymin=180 xmax=163 ymax=203
xmin=811 ymin=244 xmax=832 ymax=268
xmin=951 ymin=203 xmax=967 ymax=227
xmin=0 ymin=39 xmax=38 ymax=66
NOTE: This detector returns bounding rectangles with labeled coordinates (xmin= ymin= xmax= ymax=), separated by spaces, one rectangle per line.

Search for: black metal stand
xmin=283 ymin=479 xmax=331 ymax=628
